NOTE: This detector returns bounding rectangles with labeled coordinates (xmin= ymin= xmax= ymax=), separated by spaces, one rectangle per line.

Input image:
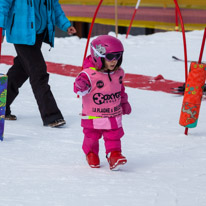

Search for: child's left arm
xmin=121 ymin=84 xmax=132 ymax=115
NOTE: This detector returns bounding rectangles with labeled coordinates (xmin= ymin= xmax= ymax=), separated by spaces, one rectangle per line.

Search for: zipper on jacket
xmin=10 ymin=14 xmax=15 ymax=35
xmin=27 ymin=0 xmax=29 ymax=5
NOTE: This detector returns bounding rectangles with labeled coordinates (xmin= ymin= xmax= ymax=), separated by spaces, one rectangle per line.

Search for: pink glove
xmin=122 ymin=102 xmax=132 ymax=115
xmin=75 ymin=76 xmax=91 ymax=92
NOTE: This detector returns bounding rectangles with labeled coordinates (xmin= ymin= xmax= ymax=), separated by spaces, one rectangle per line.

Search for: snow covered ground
xmin=1 ymin=30 xmax=206 ymax=206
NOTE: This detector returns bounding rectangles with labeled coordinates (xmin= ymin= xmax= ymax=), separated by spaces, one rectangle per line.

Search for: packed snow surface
xmin=1 ymin=30 xmax=206 ymax=206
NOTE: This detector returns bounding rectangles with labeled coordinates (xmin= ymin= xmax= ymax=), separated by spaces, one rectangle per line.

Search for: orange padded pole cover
xmin=179 ymin=62 xmax=206 ymax=128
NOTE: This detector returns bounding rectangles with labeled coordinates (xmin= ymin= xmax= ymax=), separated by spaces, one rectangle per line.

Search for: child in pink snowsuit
xmin=74 ymin=35 xmax=131 ymax=170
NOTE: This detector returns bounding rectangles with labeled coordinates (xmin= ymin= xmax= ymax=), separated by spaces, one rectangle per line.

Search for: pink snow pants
xmin=82 ymin=127 xmax=124 ymax=155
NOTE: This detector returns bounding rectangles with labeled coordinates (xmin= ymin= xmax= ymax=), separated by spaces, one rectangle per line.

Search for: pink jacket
xmin=74 ymin=55 xmax=131 ymax=129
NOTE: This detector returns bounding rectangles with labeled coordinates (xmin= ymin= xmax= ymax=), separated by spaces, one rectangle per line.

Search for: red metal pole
xmin=198 ymin=28 xmax=206 ymax=64
xmin=173 ymin=0 xmax=188 ymax=135
xmin=78 ymin=0 xmax=103 ymax=98
xmin=182 ymin=29 xmax=206 ymax=134
xmin=184 ymin=29 xmax=206 ymax=135
xmin=126 ymin=0 xmax=141 ymax=39
xmin=173 ymin=0 xmax=188 ymax=81
xmin=81 ymin=0 xmax=104 ymax=68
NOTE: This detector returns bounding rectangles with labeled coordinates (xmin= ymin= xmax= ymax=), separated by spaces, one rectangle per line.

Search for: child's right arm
xmin=74 ymin=72 xmax=91 ymax=96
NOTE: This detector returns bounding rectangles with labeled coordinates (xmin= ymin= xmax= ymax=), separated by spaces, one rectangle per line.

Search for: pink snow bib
xmin=82 ymin=67 xmax=124 ymax=118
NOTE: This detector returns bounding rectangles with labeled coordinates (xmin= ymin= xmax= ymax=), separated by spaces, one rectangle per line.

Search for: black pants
xmin=6 ymin=33 xmax=63 ymax=125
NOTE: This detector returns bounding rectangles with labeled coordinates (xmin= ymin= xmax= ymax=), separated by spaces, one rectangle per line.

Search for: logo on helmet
xmin=94 ymin=45 xmax=106 ymax=57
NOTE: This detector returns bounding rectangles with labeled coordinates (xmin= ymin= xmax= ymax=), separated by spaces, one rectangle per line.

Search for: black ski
xmin=172 ymin=56 xmax=206 ymax=64
xmin=171 ymin=82 xmax=206 ymax=95
xmin=171 ymin=84 xmax=185 ymax=95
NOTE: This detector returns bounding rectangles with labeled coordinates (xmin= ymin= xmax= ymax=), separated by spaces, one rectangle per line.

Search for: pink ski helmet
xmin=90 ymin=35 xmax=124 ymax=70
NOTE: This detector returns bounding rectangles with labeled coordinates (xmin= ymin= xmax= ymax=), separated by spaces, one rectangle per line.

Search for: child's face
xmin=104 ymin=59 xmax=118 ymax=71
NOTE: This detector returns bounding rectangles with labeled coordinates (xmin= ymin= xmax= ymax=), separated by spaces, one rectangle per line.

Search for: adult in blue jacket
xmin=0 ymin=0 xmax=76 ymax=127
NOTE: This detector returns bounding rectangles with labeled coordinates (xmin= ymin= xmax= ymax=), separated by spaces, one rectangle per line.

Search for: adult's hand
xmin=67 ymin=26 xmax=76 ymax=35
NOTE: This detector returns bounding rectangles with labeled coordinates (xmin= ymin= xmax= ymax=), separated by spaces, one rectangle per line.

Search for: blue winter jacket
xmin=0 ymin=0 xmax=71 ymax=47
